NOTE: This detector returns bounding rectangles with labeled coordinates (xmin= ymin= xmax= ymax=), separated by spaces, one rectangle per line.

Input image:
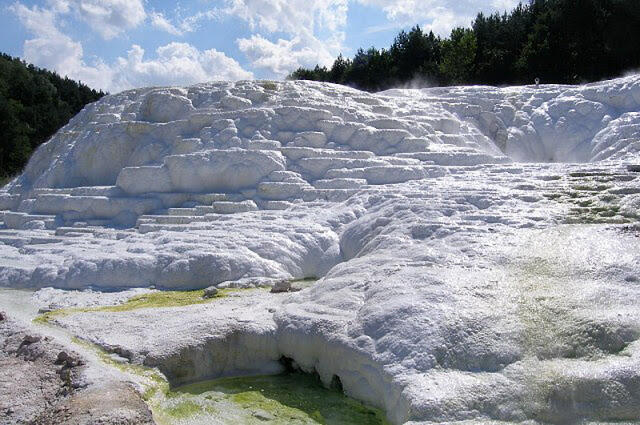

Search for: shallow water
xmin=157 ymin=373 xmax=389 ymax=425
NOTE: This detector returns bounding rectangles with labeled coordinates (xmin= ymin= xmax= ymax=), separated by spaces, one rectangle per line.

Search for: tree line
xmin=0 ymin=53 xmax=105 ymax=180
xmin=288 ymin=0 xmax=640 ymax=91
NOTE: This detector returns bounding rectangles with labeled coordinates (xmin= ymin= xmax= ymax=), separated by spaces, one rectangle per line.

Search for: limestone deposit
xmin=1 ymin=76 xmax=640 ymax=424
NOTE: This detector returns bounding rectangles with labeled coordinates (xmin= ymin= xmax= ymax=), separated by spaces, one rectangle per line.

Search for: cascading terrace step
xmin=3 ymin=212 xmax=58 ymax=230
xmin=211 ymin=200 xmax=258 ymax=214
xmin=22 ymin=194 xmax=163 ymax=220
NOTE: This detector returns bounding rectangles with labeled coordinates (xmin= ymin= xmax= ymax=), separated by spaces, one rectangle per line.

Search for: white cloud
xmin=224 ymin=0 xmax=348 ymax=34
xmin=110 ymin=43 xmax=253 ymax=92
xmin=491 ymin=0 xmax=522 ymax=11
xmin=237 ymin=33 xmax=340 ymax=77
xmin=223 ymin=0 xmax=348 ymax=77
xmin=356 ymin=0 xmax=519 ymax=36
xmin=11 ymin=3 xmax=252 ymax=93
xmin=45 ymin=0 xmax=70 ymax=14
xmin=166 ymin=9 xmax=222 ymax=35
xmin=150 ymin=11 xmax=182 ymax=36
xmin=10 ymin=3 xmax=58 ymax=37
xmin=44 ymin=0 xmax=146 ymax=39
xmin=76 ymin=0 xmax=146 ymax=39
xmin=10 ymin=0 xmax=525 ymax=89
xmin=423 ymin=7 xmax=475 ymax=36
xmin=10 ymin=2 xmax=113 ymax=89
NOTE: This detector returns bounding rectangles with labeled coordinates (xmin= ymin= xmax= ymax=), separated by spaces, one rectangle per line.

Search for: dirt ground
xmin=0 ymin=311 xmax=155 ymax=425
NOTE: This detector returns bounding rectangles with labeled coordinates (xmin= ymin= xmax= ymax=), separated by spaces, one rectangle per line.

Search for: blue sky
xmin=2 ymin=0 xmax=520 ymax=93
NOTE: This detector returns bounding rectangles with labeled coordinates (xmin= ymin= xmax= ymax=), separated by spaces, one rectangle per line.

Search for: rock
xmin=0 ymin=311 xmax=5 ymax=321
xmin=21 ymin=335 xmax=41 ymax=345
xmin=55 ymin=351 xmax=69 ymax=365
xmin=270 ymin=279 xmax=291 ymax=293
xmin=628 ymin=164 xmax=640 ymax=172
xmin=108 ymin=353 xmax=129 ymax=364
xmin=55 ymin=351 xmax=82 ymax=368
xmin=252 ymin=409 xmax=275 ymax=421
xmin=38 ymin=303 xmax=62 ymax=314
xmin=1 ymin=317 xmax=154 ymax=425
xmin=2 ymin=77 xmax=640 ymax=425
xmin=58 ymin=367 xmax=72 ymax=384
xmin=203 ymin=286 xmax=219 ymax=298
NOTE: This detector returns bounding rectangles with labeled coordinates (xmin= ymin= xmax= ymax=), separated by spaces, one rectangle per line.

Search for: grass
xmin=34 ymin=288 xmax=235 ymax=324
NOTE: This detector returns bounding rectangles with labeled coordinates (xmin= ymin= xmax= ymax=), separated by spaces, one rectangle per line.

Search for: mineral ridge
xmin=1 ymin=77 xmax=640 ymax=424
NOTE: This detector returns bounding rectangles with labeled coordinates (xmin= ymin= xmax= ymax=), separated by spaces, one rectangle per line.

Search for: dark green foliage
xmin=0 ymin=52 xmax=105 ymax=179
xmin=440 ymin=28 xmax=477 ymax=85
xmin=288 ymin=0 xmax=640 ymax=91
xmin=345 ymin=47 xmax=394 ymax=91
xmin=390 ymin=27 xmax=442 ymax=85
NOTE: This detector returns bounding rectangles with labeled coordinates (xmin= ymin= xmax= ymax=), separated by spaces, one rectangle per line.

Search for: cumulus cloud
xmin=136 ymin=0 xmax=350 ymax=77
xmin=422 ymin=6 xmax=476 ymax=36
xmin=491 ymin=0 xmax=522 ymax=10
xmin=11 ymin=3 xmax=58 ymax=37
xmin=10 ymin=3 xmax=113 ymax=88
xmin=44 ymin=0 xmax=146 ymax=39
xmin=110 ymin=43 xmax=253 ymax=91
xmin=356 ymin=0 xmax=519 ymax=36
xmin=11 ymin=0 xmax=524 ymax=88
xmin=224 ymin=0 xmax=347 ymax=76
xmin=237 ymin=34 xmax=340 ymax=77
xmin=11 ymin=2 xmax=252 ymax=92
xmin=150 ymin=11 xmax=183 ymax=36
xmin=224 ymin=0 xmax=348 ymax=34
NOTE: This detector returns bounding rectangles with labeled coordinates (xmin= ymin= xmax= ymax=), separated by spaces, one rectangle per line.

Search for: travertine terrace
xmin=1 ymin=76 xmax=640 ymax=424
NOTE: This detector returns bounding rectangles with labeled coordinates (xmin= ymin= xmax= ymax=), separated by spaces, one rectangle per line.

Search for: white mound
xmin=1 ymin=77 xmax=640 ymax=424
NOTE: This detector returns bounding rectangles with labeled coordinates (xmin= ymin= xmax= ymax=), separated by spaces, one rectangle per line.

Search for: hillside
xmin=0 ymin=77 xmax=639 ymax=424
xmin=0 ymin=53 xmax=105 ymax=179
xmin=290 ymin=0 xmax=640 ymax=91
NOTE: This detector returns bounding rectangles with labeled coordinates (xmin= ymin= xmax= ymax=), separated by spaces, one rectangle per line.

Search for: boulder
xmin=270 ymin=279 xmax=291 ymax=293
xmin=203 ymin=286 xmax=219 ymax=298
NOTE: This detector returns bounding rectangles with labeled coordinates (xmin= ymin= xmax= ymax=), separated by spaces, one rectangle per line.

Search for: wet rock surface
xmin=0 ymin=77 xmax=640 ymax=424
xmin=0 ymin=313 xmax=154 ymax=425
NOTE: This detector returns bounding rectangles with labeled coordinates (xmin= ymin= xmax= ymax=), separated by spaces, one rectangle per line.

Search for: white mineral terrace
xmin=1 ymin=76 xmax=640 ymax=424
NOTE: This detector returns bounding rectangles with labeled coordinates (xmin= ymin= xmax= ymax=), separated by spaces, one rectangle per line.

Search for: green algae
xmin=33 ymin=288 xmax=236 ymax=324
xmin=260 ymin=81 xmax=278 ymax=91
xmin=71 ymin=336 xmax=170 ymax=402
xmin=540 ymin=170 xmax=638 ymax=225
xmin=168 ymin=373 xmax=390 ymax=425
xmin=54 ymin=292 xmax=387 ymax=425
xmin=164 ymin=399 xmax=213 ymax=419
xmin=73 ymin=340 xmax=390 ymax=425
xmin=514 ymin=255 xmax=570 ymax=359
xmin=290 ymin=277 xmax=319 ymax=291
xmin=512 ymin=226 xmax=634 ymax=361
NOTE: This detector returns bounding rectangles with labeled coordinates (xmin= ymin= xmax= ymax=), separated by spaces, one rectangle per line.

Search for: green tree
xmin=329 ymin=54 xmax=351 ymax=84
xmin=518 ymin=0 xmax=613 ymax=83
xmin=0 ymin=52 xmax=105 ymax=179
xmin=440 ymin=28 xmax=477 ymax=85
xmin=390 ymin=26 xmax=442 ymax=85
xmin=345 ymin=47 xmax=393 ymax=91
xmin=285 ymin=0 xmax=640 ymax=90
